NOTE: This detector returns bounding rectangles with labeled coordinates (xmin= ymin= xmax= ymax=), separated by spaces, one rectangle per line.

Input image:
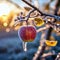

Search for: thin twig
xmin=22 ymin=0 xmax=43 ymax=15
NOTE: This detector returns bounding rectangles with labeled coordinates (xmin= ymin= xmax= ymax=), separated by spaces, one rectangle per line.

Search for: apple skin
xmin=18 ymin=26 xmax=37 ymax=42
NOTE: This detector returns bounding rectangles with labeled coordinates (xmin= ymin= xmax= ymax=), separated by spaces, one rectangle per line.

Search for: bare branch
xmin=22 ymin=0 xmax=60 ymax=20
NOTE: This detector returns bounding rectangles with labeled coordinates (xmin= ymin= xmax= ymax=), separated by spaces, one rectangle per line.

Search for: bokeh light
xmin=3 ymin=22 xmax=8 ymax=27
xmin=5 ymin=28 xmax=10 ymax=32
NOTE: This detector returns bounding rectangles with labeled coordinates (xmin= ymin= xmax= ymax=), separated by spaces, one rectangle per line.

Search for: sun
xmin=0 ymin=3 xmax=11 ymax=16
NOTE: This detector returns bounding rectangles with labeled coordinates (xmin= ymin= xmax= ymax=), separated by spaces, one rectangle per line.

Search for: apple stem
xmin=23 ymin=42 xmax=27 ymax=52
xmin=26 ymin=20 xmax=29 ymax=26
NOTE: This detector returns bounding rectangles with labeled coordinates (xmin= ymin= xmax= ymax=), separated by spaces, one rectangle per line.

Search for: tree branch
xmin=22 ymin=0 xmax=60 ymax=21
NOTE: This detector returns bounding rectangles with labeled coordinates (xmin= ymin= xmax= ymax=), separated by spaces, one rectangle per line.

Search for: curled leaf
xmin=34 ymin=18 xmax=44 ymax=27
xmin=45 ymin=40 xmax=58 ymax=46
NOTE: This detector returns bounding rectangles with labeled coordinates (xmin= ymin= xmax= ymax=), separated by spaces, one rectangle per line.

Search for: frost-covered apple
xmin=18 ymin=26 xmax=36 ymax=42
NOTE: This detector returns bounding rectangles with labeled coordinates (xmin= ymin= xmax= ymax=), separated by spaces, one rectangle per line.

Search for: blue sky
xmin=12 ymin=0 xmax=56 ymax=8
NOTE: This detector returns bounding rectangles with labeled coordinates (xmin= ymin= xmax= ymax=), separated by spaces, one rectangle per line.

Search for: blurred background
xmin=0 ymin=0 xmax=60 ymax=60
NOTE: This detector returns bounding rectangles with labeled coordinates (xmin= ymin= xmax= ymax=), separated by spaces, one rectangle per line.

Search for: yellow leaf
xmin=34 ymin=18 xmax=44 ymax=27
xmin=45 ymin=40 xmax=58 ymax=46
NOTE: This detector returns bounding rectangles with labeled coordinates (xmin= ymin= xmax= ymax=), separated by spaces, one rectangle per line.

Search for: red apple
xmin=18 ymin=26 xmax=37 ymax=42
